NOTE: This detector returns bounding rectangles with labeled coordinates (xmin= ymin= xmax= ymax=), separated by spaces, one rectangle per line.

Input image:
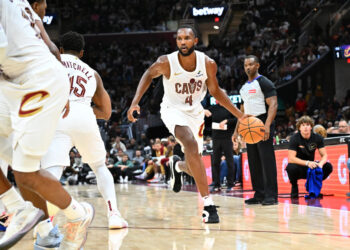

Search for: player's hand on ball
xmin=127 ymin=104 xmax=140 ymax=123
xmin=238 ymin=114 xmax=251 ymax=123
xmin=263 ymin=124 xmax=270 ymax=141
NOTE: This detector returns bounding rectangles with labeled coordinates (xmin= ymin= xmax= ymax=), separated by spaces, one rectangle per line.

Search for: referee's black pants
xmin=212 ymin=138 xmax=235 ymax=187
xmin=246 ymin=123 xmax=278 ymax=200
xmin=286 ymin=162 xmax=333 ymax=185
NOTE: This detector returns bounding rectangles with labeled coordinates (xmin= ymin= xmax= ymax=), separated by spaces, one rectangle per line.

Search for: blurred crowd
xmin=35 ymin=0 xmax=350 ymax=187
xmin=274 ymin=88 xmax=350 ymax=142
xmin=55 ymin=0 xmax=188 ymax=33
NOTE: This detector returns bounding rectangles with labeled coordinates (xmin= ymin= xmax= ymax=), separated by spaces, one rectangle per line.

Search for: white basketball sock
xmin=36 ymin=218 xmax=53 ymax=238
xmin=203 ymin=196 xmax=214 ymax=207
xmin=63 ymin=198 xmax=86 ymax=221
xmin=90 ymin=162 xmax=118 ymax=213
xmin=0 ymin=187 xmax=26 ymax=213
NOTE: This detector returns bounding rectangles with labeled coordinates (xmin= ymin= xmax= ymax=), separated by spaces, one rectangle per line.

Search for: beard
xmin=178 ymin=45 xmax=195 ymax=56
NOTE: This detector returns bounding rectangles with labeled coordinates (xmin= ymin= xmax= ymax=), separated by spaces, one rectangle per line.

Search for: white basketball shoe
xmin=58 ymin=202 xmax=95 ymax=250
xmin=0 ymin=201 xmax=44 ymax=249
xmin=108 ymin=210 xmax=128 ymax=229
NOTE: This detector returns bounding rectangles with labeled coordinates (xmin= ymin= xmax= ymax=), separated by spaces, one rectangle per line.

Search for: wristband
xmin=306 ymin=161 xmax=309 ymax=166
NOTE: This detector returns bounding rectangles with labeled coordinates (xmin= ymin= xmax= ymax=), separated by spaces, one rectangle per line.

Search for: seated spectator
xmin=153 ymin=141 xmax=167 ymax=157
xmin=135 ymin=158 xmax=161 ymax=182
xmin=318 ymin=42 xmax=329 ymax=54
xmin=313 ymin=124 xmax=327 ymax=138
xmin=159 ymin=136 xmax=176 ymax=181
xmin=114 ymin=154 xmax=134 ymax=183
xmin=295 ymin=93 xmax=307 ymax=114
xmin=133 ymin=150 xmax=145 ymax=165
xmin=327 ymin=120 xmax=349 ymax=134
xmin=286 ymin=116 xmax=333 ymax=198
xmin=203 ymin=136 xmax=213 ymax=154
xmin=110 ymin=136 xmax=127 ymax=154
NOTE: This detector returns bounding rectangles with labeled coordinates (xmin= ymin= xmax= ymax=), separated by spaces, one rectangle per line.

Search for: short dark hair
xmin=60 ymin=31 xmax=85 ymax=53
xmin=245 ymin=55 xmax=259 ymax=63
xmin=177 ymin=25 xmax=198 ymax=38
xmin=27 ymin=0 xmax=44 ymax=4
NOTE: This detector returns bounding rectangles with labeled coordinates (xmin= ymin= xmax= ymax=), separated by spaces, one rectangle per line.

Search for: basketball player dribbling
xmin=0 ymin=1 xmax=94 ymax=249
xmin=128 ymin=26 xmax=246 ymax=223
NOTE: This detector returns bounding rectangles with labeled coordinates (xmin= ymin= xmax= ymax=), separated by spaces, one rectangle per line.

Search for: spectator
xmin=317 ymin=42 xmax=329 ymax=54
xmin=327 ymin=120 xmax=349 ymax=134
xmin=111 ymin=136 xmax=127 ymax=153
xmin=286 ymin=116 xmax=333 ymax=198
xmin=295 ymin=93 xmax=307 ymax=114
xmin=135 ymin=158 xmax=160 ymax=181
xmin=132 ymin=150 xmax=145 ymax=166
xmin=113 ymin=154 xmax=134 ymax=183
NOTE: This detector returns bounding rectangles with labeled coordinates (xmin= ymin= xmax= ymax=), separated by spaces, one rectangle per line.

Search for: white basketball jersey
xmin=0 ymin=0 xmax=53 ymax=78
xmin=0 ymin=23 xmax=7 ymax=48
xmin=162 ymin=50 xmax=208 ymax=114
xmin=61 ymin=54 xmax=96 ymax=105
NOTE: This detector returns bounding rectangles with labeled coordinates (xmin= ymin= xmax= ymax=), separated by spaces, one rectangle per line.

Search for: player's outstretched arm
xmin=35 ymin=20 xmax=61 ymax=62
xmin=205 ymin=57 xmax=244 ymax=121
xmin=127 ymin=55 xmax=170 ymax=122
xmin=92 ymin=71 xmax=112 ymax=120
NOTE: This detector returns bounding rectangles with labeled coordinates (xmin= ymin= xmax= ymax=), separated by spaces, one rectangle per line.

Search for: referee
xmin=234 ymin=55 xmax=278 ymax=205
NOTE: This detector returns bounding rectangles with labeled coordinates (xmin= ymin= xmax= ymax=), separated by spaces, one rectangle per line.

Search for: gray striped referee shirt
xmin=239 ymin=75 xmax=277 ymax=116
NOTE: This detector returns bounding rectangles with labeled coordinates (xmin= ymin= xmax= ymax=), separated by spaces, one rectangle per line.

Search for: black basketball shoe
xmin=202 ymin=205 xmax=220 ymax=224
xmin=169 ymin=155 xmax=182 ymax=193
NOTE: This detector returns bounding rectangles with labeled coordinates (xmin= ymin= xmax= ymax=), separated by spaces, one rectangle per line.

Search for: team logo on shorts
xmin=198 ymin=122 xmax=205 ymax=138
xmin=19 ymin=91 xmax=50 ymax=117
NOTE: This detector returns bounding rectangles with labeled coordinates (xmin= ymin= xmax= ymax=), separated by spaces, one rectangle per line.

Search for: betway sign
xmin=192 ymin=6 xmax=225 ymax=17
xmin=43 ymin=16 xmax=54 ymax=25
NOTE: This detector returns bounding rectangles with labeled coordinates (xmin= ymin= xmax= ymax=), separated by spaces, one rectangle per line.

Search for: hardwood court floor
xmin=11 ymin=183 xmax=350 ymax=250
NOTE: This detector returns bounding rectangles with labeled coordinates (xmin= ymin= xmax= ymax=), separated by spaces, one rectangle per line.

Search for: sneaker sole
xmin=202 ymin=212 xmax=220 ymax=224
xmin=109 ymin=222 xmax=128 ymax=229
xmin=34 ymin=244 xmax=59 ymax=250
xmin=204 ymin=219 xmax=220 ymax=224
xmin=0 ymin=209 xmax=45 ymax=250
xmin=169 ymin=156 xmax=182 ymax=193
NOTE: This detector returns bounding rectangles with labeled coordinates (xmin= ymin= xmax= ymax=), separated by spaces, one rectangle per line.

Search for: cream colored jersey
xmin=0 ymin=23 xmax=7 ymax=48
xmin=162 ymin=50 xmax=208 ymax=115
xmin=61 ymin=54 xmax=96 ymax=105
xmin=0 ymin=0 xmax=52 ymax=78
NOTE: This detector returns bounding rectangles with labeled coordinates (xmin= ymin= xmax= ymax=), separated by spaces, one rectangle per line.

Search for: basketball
xmin=238 ymin=117 xmax=265 ymax=144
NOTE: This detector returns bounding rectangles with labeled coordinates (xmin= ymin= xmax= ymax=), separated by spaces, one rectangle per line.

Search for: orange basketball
xmin=238 ymin=117 xmax=265 ymax=144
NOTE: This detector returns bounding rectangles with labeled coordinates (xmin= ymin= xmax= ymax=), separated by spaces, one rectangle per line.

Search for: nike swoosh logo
xmin=174 ymin=72 xmax=182 ymax=76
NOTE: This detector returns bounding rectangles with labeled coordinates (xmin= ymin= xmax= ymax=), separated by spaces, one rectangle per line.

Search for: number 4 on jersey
xmin=185 ymin=95 xmax=192 ymax=106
